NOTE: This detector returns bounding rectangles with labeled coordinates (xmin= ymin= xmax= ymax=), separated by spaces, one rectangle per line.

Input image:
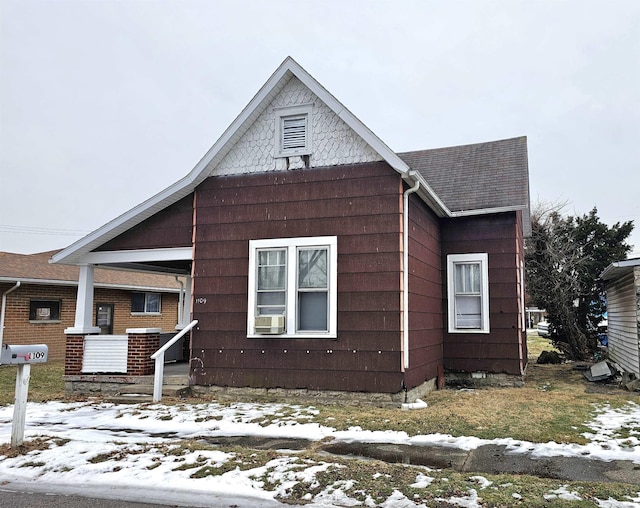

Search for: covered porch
xmin=61 ymin=247 xmax=195 ymax=396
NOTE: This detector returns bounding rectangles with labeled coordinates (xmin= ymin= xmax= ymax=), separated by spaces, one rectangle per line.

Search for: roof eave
xmin=601 ymin=259 xmax=640 ymax=280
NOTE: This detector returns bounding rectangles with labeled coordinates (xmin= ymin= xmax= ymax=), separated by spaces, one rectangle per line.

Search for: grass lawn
xmin=0 ymin=336 xmax=634 ymax=447
xmin=0 ymin=360 xmax=66 ymax=406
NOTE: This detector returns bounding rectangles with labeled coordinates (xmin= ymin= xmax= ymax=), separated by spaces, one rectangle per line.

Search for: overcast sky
xmin=1 ymin=0 xmax=639 ymax=256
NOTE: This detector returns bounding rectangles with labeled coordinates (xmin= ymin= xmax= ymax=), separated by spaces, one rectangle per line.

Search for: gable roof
xmin=51 ymin=57 xmax=530 ymax=266
xmin=1 ymin=250 xmax=182 ymax=291
xmin=399 ymin=136 xmax=531 ymax=235
xmin=52 ymin=57 xmax=449 ymax=266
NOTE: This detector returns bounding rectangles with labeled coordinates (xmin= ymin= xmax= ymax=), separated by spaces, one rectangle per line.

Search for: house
xmin=601 ymin=257 xmax=640 ymax=377
xmin=51 ymin=57 xmax=530 ymax=403
xmin=0 ymin=250 xmax=187 ymax=361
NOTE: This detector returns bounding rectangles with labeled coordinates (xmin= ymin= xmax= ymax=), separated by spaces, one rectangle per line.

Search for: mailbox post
xmin=0 ymin=344 xmax=49 ymax=447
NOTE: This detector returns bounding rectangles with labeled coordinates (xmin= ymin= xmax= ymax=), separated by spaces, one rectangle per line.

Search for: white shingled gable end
xmin=51 ymin=57 xmax=449 ymax=266
xmin=214 ymin=76 xmax=383 ymax=175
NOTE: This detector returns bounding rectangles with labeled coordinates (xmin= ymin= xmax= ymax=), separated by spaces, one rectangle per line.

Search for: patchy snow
xmin=0 ymin=399 xmax=639 ymax=506
xmin=544 ymin=485 xmax=583 ymax=501
xmin=436 ymin=488 xmax=482 ymax=508
xmin=410 ymin=472 xmax=435 ymax=488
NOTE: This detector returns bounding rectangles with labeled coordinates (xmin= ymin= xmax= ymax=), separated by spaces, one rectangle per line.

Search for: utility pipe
xmin=1 ymin=281 xmax=21 ymax=351
xmin=175 ymin=276 xmax=184 ymax=327
xmin=402 ymin=176 xmax=420 ymax=370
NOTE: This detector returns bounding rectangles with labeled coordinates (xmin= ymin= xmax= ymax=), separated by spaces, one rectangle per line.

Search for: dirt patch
xmin=0 ymin=436 xmax=57 ymax=458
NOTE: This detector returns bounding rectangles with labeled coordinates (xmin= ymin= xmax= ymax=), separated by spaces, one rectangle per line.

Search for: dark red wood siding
xmin=441 ymin=212 xmax=525 ymax=375
xmin=404 ymin=193 xmax=443 ymax=389
xmin=190 ymin=162 xmax=407 ymax=393
xmin=96 ymin=195 xmax=194 ymax=251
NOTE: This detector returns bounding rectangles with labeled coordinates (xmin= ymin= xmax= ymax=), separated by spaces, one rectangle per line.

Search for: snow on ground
xmin=0 ymin=400 xmax=639 ymax=507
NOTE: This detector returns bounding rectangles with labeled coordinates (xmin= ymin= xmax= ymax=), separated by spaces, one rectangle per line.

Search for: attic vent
xmin=275 ymin=104 xmax=312 ymax=157
xmin=281 ymin=115 xmax=307 ymax=151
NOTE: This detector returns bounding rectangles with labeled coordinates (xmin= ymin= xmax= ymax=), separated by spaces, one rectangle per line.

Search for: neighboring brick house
xmin=51 ymin=58 xmax=531 ymax=402
xmin=0 ymin=250 xmax=185 ymax=360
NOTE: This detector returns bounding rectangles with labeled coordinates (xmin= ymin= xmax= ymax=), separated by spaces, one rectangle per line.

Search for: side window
xmin=29 ymin=300 xmax=61 ymax=322
xmin=248 ymin=237 xmax=337 ymax=338
xmin=447 ymin=253 xmax=489 ymax=333
xmin=131 ymin=292 xmax=161 ymax=314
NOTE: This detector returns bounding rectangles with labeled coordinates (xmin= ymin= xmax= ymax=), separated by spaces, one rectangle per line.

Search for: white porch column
xmin=64 ymin=264 xmax=100 ymax=335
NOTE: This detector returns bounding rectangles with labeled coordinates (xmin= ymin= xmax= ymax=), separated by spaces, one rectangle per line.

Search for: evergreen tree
xmin=525 ymin=204 xmax=634 ymax=360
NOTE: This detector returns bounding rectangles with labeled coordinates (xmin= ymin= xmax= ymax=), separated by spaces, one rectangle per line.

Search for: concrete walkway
xmin=203 ymin=435 xmax=640 ymax=485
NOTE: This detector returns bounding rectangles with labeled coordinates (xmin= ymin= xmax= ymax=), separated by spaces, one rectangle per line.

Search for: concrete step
xmin=117 ymin=384 xmax=191 ymax=397
xmin=105 ymin=394 xmax=154 ymax=404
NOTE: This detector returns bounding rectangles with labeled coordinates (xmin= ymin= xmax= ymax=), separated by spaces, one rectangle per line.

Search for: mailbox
xmin=0 ymin=344 xmax=48 ymax=365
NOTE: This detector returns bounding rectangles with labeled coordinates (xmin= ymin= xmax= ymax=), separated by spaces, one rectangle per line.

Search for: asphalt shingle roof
xmin=398 ymin=136 xmax=530 ymax=234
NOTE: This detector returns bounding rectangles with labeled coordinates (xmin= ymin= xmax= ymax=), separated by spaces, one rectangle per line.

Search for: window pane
xmin=257 ymin=292 xmax=286 ymax=315
xmin=258 ymin=249 xmax=286 ymax=290
xmin=455 ymin=295 xmax=482 ymax=328
xmin=298 ymin=248 xmax=327 ymax=289
xmin=146 ymin=293 xmax=161 ymax=313
xmin=131 ymin=293 xmax=145 ymax=312
xmin=298 ymin=292 xmax=328 ymax=331
xmin=29 ymin=300 xmax=60 ymax=321
xmin=455 ymin=263 xmax=481 ymax=294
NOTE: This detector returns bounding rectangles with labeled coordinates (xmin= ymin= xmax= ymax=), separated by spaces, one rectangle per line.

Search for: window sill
xmin=247 ymin=333 xmax=337 ymax=340
xmin=29 ymin=320 xmax=61 ymax=324
xmin=448 ymin=328 xmax=490 ymax=334
xmin=131 ymin=312 xmax=162 ymax=316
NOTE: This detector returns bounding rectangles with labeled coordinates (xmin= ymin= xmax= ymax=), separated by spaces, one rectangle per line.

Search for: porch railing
xmin=150 ymin=319 xmax=198 ymax=402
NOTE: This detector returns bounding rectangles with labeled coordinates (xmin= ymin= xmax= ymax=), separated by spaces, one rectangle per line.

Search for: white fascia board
xmin=50 ymin=180 xmax=197 ymax=266
xmin=402 ymin=171 xmax=451 ymax=217
xmin=80 ymin=247 xmax=193 ymax=265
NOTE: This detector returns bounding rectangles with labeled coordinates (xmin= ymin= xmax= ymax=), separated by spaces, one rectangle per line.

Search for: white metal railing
xmin=150 ymin=319 xmax=198 ymax=402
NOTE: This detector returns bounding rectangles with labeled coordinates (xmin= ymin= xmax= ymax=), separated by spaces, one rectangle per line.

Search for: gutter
xmin=1 ymin=281 xmax=21 ymax=350
xmin=402 ymin=173 xmax=421 ymax=370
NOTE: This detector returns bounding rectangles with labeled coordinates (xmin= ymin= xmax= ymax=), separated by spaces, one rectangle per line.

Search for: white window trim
xmin=274 ymin=104 xmax=313 ymax=157
xmin=247 ymin=236 xmax=337 ymax=338
xmin=447 ymin=253 xmax=490 ymax=334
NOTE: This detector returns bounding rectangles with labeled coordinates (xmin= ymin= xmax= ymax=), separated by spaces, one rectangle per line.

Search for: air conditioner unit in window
xmin=254 ymin=315 xmax=285 ymax=335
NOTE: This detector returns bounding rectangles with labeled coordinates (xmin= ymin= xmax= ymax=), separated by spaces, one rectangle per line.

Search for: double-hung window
xmin=248 ymin=236 xmax=337 ymax=338
xmin=447 ymin=253 xmax=489 ymax=333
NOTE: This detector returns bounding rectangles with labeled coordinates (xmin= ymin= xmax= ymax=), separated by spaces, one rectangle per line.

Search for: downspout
xmin=175 ymin=276 xmax=184 ymax=327
xmin=1 ymin=281 xmax=21 ymax=350
xmin=403 ymin=176 xmax=420 ymax=370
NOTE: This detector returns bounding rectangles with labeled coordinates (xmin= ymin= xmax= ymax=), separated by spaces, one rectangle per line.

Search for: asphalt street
xmin=0 ymin=489 xmax=176 ymax=508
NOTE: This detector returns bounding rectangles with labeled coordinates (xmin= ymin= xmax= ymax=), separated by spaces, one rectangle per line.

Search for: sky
xmin=1 ymin=0 xmax=639 ymax=255
xmin=1 ymin=399 xmax=639 ymax=506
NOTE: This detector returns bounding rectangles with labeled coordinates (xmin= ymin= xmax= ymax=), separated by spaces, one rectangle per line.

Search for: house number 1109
xmin=195 ymin=297 xmax=207 ymax=304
